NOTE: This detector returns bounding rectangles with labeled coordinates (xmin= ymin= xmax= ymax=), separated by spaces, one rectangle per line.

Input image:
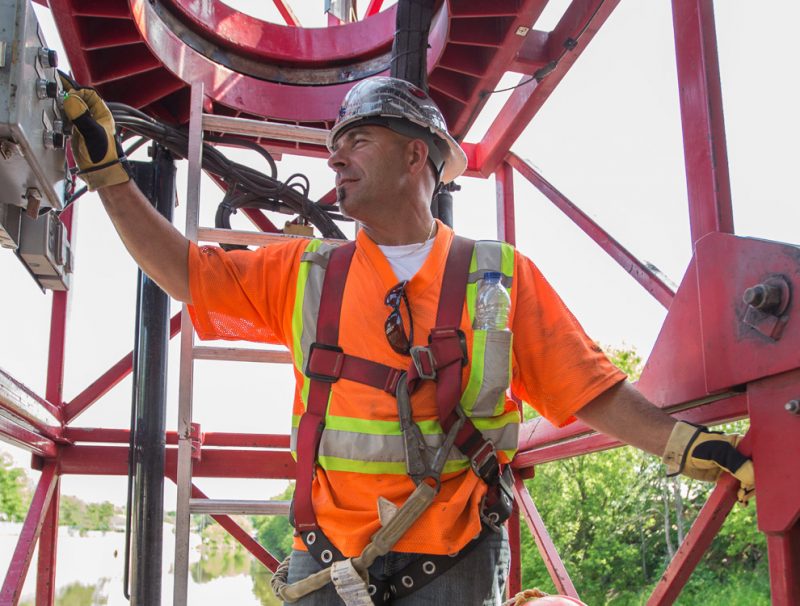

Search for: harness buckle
xmin=410 ymin=346 xmax=436 ymax=380
xmin=469 ymin=441 xmax=499 ymax=485
xmin=305 ymin=342 xmax=345 ymax=383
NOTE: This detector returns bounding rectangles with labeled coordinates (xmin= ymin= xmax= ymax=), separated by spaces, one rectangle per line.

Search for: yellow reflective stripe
xmin=471 ymin=409 xmax=520 ymax=431
xmin=466 ymin=250 xmax=479 ymax=323
xmin=318 ymin=456 xmax=470 ymax=475
xmin=292 ymin=240 xmax=324 ymax=411
xmin=461 ymin=329 xmax=486 ymax=413
xmin=293 ymin=414 xmax=443 ymax=435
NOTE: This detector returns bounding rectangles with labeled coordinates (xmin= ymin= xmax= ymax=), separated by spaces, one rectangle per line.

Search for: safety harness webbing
xmin=293 ymin=235 xmax=508 ymax=601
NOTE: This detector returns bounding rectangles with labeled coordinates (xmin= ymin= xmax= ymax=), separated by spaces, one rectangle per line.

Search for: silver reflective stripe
xmin=471 ymin=329 xmax=513 ymax=418
xmin=481 ymin=423 xmax=519 ymax=453
xmin=300 ymin=243 xmax=337 ymax=364
xmin=467 ymin=241 xmax=512 ymax=284
xmin=318 ymin=428 xmax=468 ymax=464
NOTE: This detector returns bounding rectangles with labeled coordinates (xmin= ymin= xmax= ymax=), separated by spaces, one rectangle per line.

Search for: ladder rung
xmin=202 ymin=114 xmax=328 ymax=145
xmin=193 ymin=346 xmax=292 ymax=364
xmin=189 ymin=499 xmax=291 ymax=516
xmin=197 ymin=227 xmax=346 ymax=248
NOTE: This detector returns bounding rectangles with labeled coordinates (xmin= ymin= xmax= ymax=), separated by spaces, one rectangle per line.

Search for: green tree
xmin=0 ymin=452 xmax=31 ymax=521
xmin=251 ymin=483 xmax=295 ymax=563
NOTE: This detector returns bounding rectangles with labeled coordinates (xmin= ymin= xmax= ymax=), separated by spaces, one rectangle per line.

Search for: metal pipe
xmin=126 ymin=145 xmax=176 ymax=606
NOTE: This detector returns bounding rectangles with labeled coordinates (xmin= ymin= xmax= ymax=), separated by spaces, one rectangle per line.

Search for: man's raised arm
xmin=61 ymin=78 xmax=191 ymax=303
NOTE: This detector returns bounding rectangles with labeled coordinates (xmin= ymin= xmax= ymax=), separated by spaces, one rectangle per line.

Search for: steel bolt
xmin=743 ymin=282 xmax=783 ymax=312
xmin=786 ymin=400 xmax=800 ymax=415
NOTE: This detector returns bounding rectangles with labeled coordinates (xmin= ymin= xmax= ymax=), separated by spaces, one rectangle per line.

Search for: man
xmin=61 ymin=76 xmax=754 ymax=605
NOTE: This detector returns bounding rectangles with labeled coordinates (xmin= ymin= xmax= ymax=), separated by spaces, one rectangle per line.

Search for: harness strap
xmin=294 ymin=241 xmax=356 ymax=534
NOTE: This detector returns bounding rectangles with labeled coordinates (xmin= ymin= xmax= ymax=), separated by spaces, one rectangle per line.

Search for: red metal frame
xmin=3 ymin=1 xmax=799 ymax=602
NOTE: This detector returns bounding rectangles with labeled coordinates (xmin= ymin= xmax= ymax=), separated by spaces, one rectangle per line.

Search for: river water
xmin=0 ymin=522 xmax=279 ymax=605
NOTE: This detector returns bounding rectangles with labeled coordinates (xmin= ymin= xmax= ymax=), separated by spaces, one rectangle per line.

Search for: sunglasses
xmin=384 ymin=281 xmax=414 ymax=355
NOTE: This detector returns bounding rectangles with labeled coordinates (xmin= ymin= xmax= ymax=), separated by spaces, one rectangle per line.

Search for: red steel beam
xmin=166 ymin=472 xmax=281 ymax=571
xmin=0 ymin=415 xmax=57 ymax=458
xmin=0 ymin=369 xmax=62 ymax=442
xmin=365 ymin=0 xmax=384 ymax=17
xmin=514 ymin=394 xmax=747 ymax=467
xmin=766 ymin=525 xmax=800 ymax=606
xmin=513 ymin=474 xmax=580 ymax=598
xmin=35 ymin=477 xmax=60 ymax=606
xmin=476 ymin=0 xmax=622 ymax=175
xmin=45 ymin=206 xmax=74 ymax=409
xmin=507 ymin=500 xmax=522 ymax=597
xmin=63 ymin=313 xmax=182 ymax=423
xmin=495 ymin=161 xmax=516 ymax=245
xmin=59 ymin=446 xmax=296 ymax=479
xmin=646 ymin=457 xmax=744 ymax=603
xmin=508 ymin=153 xmax=675 ymax=309
xmin=671 ymin=0 xmax=734 ymax=246
xmin=272 ymin=0 xmax=300 ymax=26
xmin=0 ymin=464 xmax=58 ymax=605
xmin=64 ymin=427 xmax=291 ymax=449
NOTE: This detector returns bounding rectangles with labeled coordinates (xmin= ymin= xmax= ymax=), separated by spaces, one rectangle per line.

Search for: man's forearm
xmin=574 ymin=381 xmax=676 ymax=456
xmin=98 ymin=180 xmax=192 ymax=303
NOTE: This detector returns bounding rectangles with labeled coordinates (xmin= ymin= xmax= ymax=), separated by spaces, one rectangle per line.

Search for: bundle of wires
xmin=97 ymin=102 xmax=347 ymax=240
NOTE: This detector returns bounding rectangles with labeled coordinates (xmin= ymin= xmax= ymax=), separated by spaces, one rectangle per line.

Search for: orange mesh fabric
xmin=187 ymin=222 xmax=625 ymax=557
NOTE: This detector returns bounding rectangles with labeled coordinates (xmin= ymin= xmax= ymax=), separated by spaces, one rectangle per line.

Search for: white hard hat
xmin=328 ymin=77 xmax=468 ymax=184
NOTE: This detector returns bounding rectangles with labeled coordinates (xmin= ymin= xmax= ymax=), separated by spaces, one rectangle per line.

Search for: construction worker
xmin=60 ymin=76 xmax=754 ymax=605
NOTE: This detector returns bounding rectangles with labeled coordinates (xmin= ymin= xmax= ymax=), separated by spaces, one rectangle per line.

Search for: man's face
xmin=327 ymin=125 xmax=409 ymax=221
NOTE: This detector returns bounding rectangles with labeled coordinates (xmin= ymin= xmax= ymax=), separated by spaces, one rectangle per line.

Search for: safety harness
xmin=285 ymin=235 xmax=514 ymax=603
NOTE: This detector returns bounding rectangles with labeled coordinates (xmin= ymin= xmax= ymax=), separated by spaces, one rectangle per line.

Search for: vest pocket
xmin=470 ymin=329 xmax=513 ymax=417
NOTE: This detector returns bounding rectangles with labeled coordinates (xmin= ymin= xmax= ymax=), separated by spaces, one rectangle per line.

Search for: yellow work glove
xmin=59 ymin=73 xmax=130 ymax=191
xmin=662 ymin=420 xmax=755 ymax=505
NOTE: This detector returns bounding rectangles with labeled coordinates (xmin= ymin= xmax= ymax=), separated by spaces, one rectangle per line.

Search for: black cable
xmin=106 ymin=103 xmax=346 ymax=239
xmin=485 ymin=0 xmax=607 ymax=96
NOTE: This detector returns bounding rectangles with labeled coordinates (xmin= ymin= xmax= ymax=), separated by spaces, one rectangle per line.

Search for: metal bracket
xmin=741 ymin=275 xmax=791 ymax=340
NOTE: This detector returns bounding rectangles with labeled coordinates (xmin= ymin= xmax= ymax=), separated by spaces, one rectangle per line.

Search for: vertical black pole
xmin=127 ymin=145 xmax=175 ymax=605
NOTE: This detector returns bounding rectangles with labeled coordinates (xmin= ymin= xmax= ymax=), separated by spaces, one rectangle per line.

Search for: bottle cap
xmin=483 ymin=271 xmax=502 ymax=282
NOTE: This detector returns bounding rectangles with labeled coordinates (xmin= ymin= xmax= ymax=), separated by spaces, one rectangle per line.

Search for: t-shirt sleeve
xmin=510 ymin=251 xmax=626 ymax=427
xmin=187 ymin=239 xmax=306 ymax=345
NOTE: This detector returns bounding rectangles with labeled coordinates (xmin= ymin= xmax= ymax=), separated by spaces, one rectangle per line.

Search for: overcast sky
xmin=2 ymin=1 xmax=798 ymax=508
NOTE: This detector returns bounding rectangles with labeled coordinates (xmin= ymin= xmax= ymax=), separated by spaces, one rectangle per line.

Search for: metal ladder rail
xmin=172 ymin=83 xmax=332 ymax=606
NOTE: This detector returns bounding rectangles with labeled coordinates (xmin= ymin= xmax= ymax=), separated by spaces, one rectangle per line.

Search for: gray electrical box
xmin=0 ymin=0 xmax=68 ymax=237
xmin=18 ymin=210 xmax=71 ymax=291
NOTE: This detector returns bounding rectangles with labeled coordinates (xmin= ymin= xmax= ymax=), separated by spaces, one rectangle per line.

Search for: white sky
xmin=2 ymin=1 xmax=798 ymax=509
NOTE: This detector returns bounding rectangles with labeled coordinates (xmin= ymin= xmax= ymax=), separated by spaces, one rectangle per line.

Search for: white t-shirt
xmin=378 ymin=237 xmax=436 ymax=281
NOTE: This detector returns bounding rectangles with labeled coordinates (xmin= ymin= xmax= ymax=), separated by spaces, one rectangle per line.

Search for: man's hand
xmin=662 ymin=421 xmax=755 ymax=504
xmin=59 ymin=73 xmax=130 ymax=191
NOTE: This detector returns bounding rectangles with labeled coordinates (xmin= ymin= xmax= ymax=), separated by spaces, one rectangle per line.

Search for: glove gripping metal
xmin=662 ymin=420 xmax=755 ymax=505
xmin=59 ymin=75 xmax=131 ymax=191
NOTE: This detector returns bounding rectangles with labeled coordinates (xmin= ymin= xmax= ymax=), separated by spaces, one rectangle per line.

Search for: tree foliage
xmin=250 ymin=483 xmax=295 ymax=563
xmin=0 ymin=452 xmax=31 ymax=521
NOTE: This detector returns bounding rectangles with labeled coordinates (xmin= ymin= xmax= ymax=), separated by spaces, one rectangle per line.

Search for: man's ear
xmin=406 ymin=138 xmax=430 ymax=177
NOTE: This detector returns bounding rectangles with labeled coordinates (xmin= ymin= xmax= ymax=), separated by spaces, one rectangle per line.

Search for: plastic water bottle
xmin=473 ymin=271 xmax=510 ymax=330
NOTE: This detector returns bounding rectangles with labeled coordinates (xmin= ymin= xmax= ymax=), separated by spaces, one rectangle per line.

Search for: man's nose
xmin=327 ymin=146 xmax=347 ymax=170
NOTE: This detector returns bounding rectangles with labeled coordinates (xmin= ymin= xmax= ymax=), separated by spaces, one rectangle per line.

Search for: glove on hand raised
xmin=662 ymin=421 xmax=755 ymax=504
xmin=59 ymin=73 xmax=130 ymax=191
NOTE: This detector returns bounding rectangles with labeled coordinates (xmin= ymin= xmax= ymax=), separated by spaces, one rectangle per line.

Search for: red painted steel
xmin=695 ymin=233 xmax=800 ymax=393
xmin=507 ymin=500 xmax=522 ymax=597
xmin=766 ymin=525 xmax=800 ymax=606
xmin=63 ymin=427 xmax=291 ymax=449
xmin=58 ymin=446 xmax=296 ymax=479
xmin=166 ymin=472 xmax=281 ymax=571
xmin=513 ymin=475 xmax=580 ymax=597
xmin=45 ymin=206 xmax=74 ymax=410
xmin=477 ymin=0 xmax=622 ymax=174
xmin=514 ymin=394 xmax=747 ymax=468
xmin=0 ymin=414 xmax=57 ymax=458
xmin=495 ymin=161 xmax=516 ymax=245
xmin=63 ymin=313 xmax=181 ymax=423
xmin=166 ymin=0 xmax=392 ymax=65
xmin=365 ymin=0 xmax=385 ymax=18
xmin=0 ymin=369 xmax=62 ymax=440
xmin=671 ymin=0 xmax=734 ymax=245
xmin=647 ymin=468 xmax=742 ymax=604
xmin=35 ymin=477 xmax=60 ymax=606
xmin=0 ymin=464 xmax=58 ymax=605
xmin=748 ymin=372 xmax=800 ymax=535
xmin=509 ymin=153 xmax=675 ymax=309
xmin=272 ymin=0 xmax=300 ymax=27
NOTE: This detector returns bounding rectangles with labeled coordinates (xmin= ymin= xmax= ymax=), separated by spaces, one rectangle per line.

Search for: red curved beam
xmin=165 ymin=0 xmax=397 ymax=65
